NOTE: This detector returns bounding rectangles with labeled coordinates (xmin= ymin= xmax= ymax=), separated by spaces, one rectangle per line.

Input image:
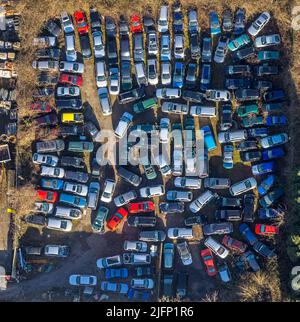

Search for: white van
xmin=189 ymin=190 xmax=217 ymax=213
xmin=158 ymin=5 xmax=169 ymax=33
xmin=95 ymin=61 xmax=107 ymax=88
xmin=135 ymin=62 xmax=148 ymax=87
xmin=46 ymin=217 xmax=72 ymax=232
xmin=54 ymin=206 xmax=82 ymax=220
xmin=190 ymin=105 xmax=216 ymax=117
xmin=204 ymin=237 xmax=229 ymax=259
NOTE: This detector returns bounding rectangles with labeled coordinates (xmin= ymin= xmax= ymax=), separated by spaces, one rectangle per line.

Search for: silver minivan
xmin=133 ymin=33 xmax=144 ymax=62
xmin=95 ymin=61 xmax=107 ymax=88
xmin=158 ymin=5 xmax=169 ymax=32
xmin=190 ymin=105 xmax=216 ymax=117
xmin=135 ymin=62 xmax=148 ymax=87
xmin=65 ymin=34 xmax=77 ymax=62
xmin=54 ymin=206 xmax=83 ymax=220
xmin=189 ymin=190 xmax=218 ymax=213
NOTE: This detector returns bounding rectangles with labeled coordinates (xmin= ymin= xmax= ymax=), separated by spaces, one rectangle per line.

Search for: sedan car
xmin=159 ymin=202 xmax=184 ymax=214
xmin=107 ymin=208 xmax=128 ymax=231
xmin=203 ymin=222 xmax=233 ymax=236
xmin=163 ymin=243 xmax=175 ymax=269
xmin=166 ymin=190 xmax=193 ymax=202
xmin=214 ymin=36 xmax=229 ymax=63
xmin=222 ymin=235 xmax=247 ymax=253
xmin=105 ymin=268 xmax=129 ymax=279
xmin=100 ymin=281 xmax=129 ymax=294
xmin=255 ymin=224 xmax=279 ymax=236
xmin=69 ymin=274 xmax=97 ymax=286
xmin=172 ymin=61 xmax=184 ymax=88
xmin=114 ymin=191 xmax=138 ymax=207
xmin=254 ymin=34 xmax=281 ymax=48
xmin=251 ymin=161 xmax=275 ymax=176
xmin=127 ymin=201 xmax=155 ymax=214
xmin=114 ymin=112 xmax=133 ymax=138
xmin=248 ymin=11 xmax=271 ymax=36
xmin=260 ymin=133 xmax=289 ymax=149
xmin=259 ymin=188 xmax=284 ymax=208
xmin=92 ymin=206 xmax=109 ymax=233
xmin=209 ymin=11 xmax=221 ymax=35
xmin=97 ymin=255 xmax=122 ymax=269
xmin=239 ymin=223 xmax=257 ymax=245
xmin=200 ymin=248 xmax=217 ymax=276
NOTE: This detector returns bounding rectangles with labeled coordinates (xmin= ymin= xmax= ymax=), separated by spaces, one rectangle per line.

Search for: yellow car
xmin=61 ymin=113 xmax=84 ymax=124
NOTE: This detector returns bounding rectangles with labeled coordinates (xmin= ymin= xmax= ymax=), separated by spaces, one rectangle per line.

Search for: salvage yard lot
xmin=1 ymin=0 xmax=298 ymax=302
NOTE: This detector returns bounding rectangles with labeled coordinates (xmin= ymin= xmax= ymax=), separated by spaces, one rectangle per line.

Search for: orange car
xmin=37 ymin=189 xmax=58 ymax=203
xmin=255 ymin=224 xmax=279 ymax=236
xmin=107 ymin=208 xmax=128 ymax=231
xmin=200 ymin=248 xmax=217 ymax=277
xmin=74 ymin=11 xmax=89 ymax=34
xmin=127 ymin=201 xmax=155 ymax=214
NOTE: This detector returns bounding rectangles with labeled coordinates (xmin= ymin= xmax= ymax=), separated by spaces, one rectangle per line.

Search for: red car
xmin=127 ymin=201 xmax=155 ymax=214
xmin=130 ymin=15 xmax=142 ymax=33
xmin=35 ymin=113 xmax=58 ymax=126
xmin=74 ymin=11 xmax=89 ymax=34
xmin=200 ymin=248 xmax=217 ymax=277
xmin=37 ymin=190 xmax=58 ymax=203
xmin=255 ymin=224 xmax=279 ymax=236
xmin=107 ymin=208 xmax=128 ymax=231
xmin=222 ymin=235 xmax=247 ymax=253
xmin=31 ymin=102 xmax=52 ymax=113
xmin=59 ymin=73 xmax=83 ymax=86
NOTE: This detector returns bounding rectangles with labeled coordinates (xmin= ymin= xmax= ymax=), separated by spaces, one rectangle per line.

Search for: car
xmin=257 ymin=50 xmax=280 ymax=62
xmin=247 ymin=127 xmax=269 ymax=138
xmin=114 ymin=191 xmax=138 ymax=207
xmin=61 ymin=112 xmax=84 ymax=124
xmin=229 ymin=177 xmax=257 ymax=196
xmin=265 ymin=115 xmax=287 ymax=127
xmin=36 ymin=140 xmax=65 ymax=153
xmin=32 ymin=153 xmax=58 ymax=167
xmin=200 ymin=64 xmax=212 ymax=91
xmin=159 ymin=118 xmax=170 ymax=144
xmin=97 ymin=255 xmax=122 ymax=269
xmin=217 ymin=197 xmax=242 ymax=208
xmin=222 ymin=235 xmax=247 ymax=253
xmin=158 ymin=5 xmax=169 ymax=33
xmin=215 ymin=209 xmax=242 ymax=221
xmin=255 ymin=64 xmax=279 ymax=76
xmin=117 ymin=167 xmax=142 ymax=187
xmin=220 ymin=105 xmax=233 ymax=131
xmin=237 ymin=251 xmax=260 ymax=272
xmin=248 ymin=11 xmax=271 ymax=36
xmin=105 ymin=268 xmax=129 ymax=280
xmin=24 ymin=214 xmax=46 ymax=226
xmin=176 ymin=242 xmax=192 ymax=265
xmin=214 ymin=36 xmax=229 ymax=63
xmin=228 ymin=34 xmax=251 ymax=52
xmin=131 ymin=278 xmax=154 ymax=290
xmin=147 ymin=32 xmax=158 ymax=56
xmin=234 ymin=8 xmax=246 ymax=35
xmin=225 ymin=78 xmax=251 ymax=90
xmin=239 ymin=223 xmax=257 ymax=245
xmin=119 ymin=15 xmax=129 ymax=35
xmin=264 ymin=90 xmax=286 ymax=102
xmin=257 ymin=175 xmax=275 ymax=196
xmin=130 ymin=14 xmax=142 ymax=33
xmin=143 ymin=163 xmax=157 ymax=180
xmin=34 ymin=202 xmax=54 ymax=214
xmin=59 ymin=61 xmax=84 ymax=74
xmin=64 ymin=170 xmax=89 ymax=183
xmin=105 ymin=16 xmax=117 ymax=38
xmin=156 ymin=87 xmax=181 ymax=99
xmin=182 ymin=90 xmax=203 ymax=103
xmin=68 ymin=141 xmax=94 ymax=153
xmin=235 ymin=89 xmax=260 ymax=102
xmin=40 ymin=166 xmax=64 ymax=179
xmin=59 ymin=73 xmax=82 ymax=87
xmin=190 ymin=33 xmax=201 ymax=59
xmin=258 ymin=207 xmax=285 ymax=219
xmin=260 ymin=133 xmax=289 ymax=149
xmin=56 ymin=98 xmax=82 ymax=111
xmin=92 ymin=206 xmax=109 ymax=233
xmin=204 ymin=178 xmax=231 ymax=189
xmin=236 ymin=140 xmax=258 ymax=152
xmin=174 ymin=34 xmax=185 ymax=59
xmin=120 ymin=62 xmax=133 ymax=91
xmin=37 ymin=72 xmax=59 ymax=85
xmin=114 ymin=112 xmax=133 ymax=138
xmin=203 ymin=222 xmax=234 ymax=236
xmin=74 ymin=10 xmax=88 ymax=34
xmin=259 ymin=188 xmax=284 ymax=208
xmin=218 ymin=264 xmax=232 ymax=283
xmin=57 ymin=86 xmax=80 ymax=97
xmin=174 ymin=177 xmax=201 ymax=189
xmin=107 ymin=37 xmax=118 ymax=65
xmin=167 ymin=228 xmax=194 ymax=240
xmin=108 ymin=67 xmax=120 ymax=95
xmin=201 ymin=125 xmax=217 ymax=151
xmin=100 ymin=281 xmax=129 ymax=294
xmin=127 ymin=288 xmax=151 ymax=301
xmin=160 ymin=62 xmax=172 ymax=85
xmin=188 ymin=9 xmax=199 ymax=34
xmin=222 ymin=9 xmax=233 ymax=32
xmin=147 ymin=59 xmax=158 ymax=85
xmin=97 ymin=87 xmax=112 ymax=116
xmin=61 ymin=11 xmax=74 ymax=34
xmin=33 ymin=36 xmax=57 ymax=47
xmin=69 ymin=275 xmax=97 ymax=286
xmin=204 ymin=237 xmax=229 ymax=259
xmin=44 ymin=245 xmax=70 ymax=258
xmin=101 ymin=179 xmax=116 ymax=203
xmin=139 ymin=230 xmax=166 ymax=242
xmin=255 ymin=224 xmax=279 ymax=237
xmin=202 ymin=37 xmax=212 ymax=63
xmin=123 ymin=253 xmax=151 ymax=265
xmin=232 ymin=46 xmax=256 ymax=62
xmin=134 ymin=266 xmax=155 ymax=277
xmin=176 ymin=272 xmax=189 ymax=299
xmin=78 ymin=34 xmax=91 ymax=59
xmin=254 ymin=80 xmax=273 ymax=91
xmin=166 ymin=190 xmax=193 ymax=202
xmin=37 ymin=190 xmax=58 ymax=203
xmin=262 ymin=147 xmax=285 ymax=161
xmin=127 ymin=216 xmax=156 ymax=228
xmin=223 ymin=145 xmax=234 ymax=169
xmin=160 ymin=33 xmax=171 ymax=61
xmin=32 ymin=60 xmax=59 ymax=72
xmin=189 ymin=190 xmax=217 ymax=213
xmin=59 ymin=193 xmax=87 ymax=209
xmin=31 ymin=101 xmax=53 ymax=113
xmin=218 ymin=129 xmax=247 ymax=144
xmin=185 ymin=63 xmax=197 ymax=89
xmin=139 ymin=185 xmax=165 ymax=199
xmin=90 ymin=6 xmax=101 ymax=31
xmin=163 ymin=243 xmax=175 ymax=269
xmin=205 ymin=89 xmax=231 ymax=102
xmin=127 ymin=201 xmax=154 ymax=214
xmin=133 ymin=97 xmax=157 ymax=114
xmin=155 ymin=154 xmax=172 ymax=177
xmin=226 ymin=64 xmax=251 ymax=76
xmin=161 ymin=101 xmax=188 ymax=115
xmin=162 ymin=274 xmax=174 ymax=297
xmin=251 ymin=161 xmax=275 ymax=176
xmin=60 ymin=157 xmax=84 ymax=170
xmin=124 ymin=241 xmax=147 ymax=253
xmin=47 ymin=217 xmax=72 ymax=232
xmin=209 ymin=11 xmax=221 ymax=35
xmin=173 ymin=5 xmax=183 ymax=33
xmin=159 ymin=202 xmax=184 ymax=214
xmin=243 ymin=194 xmax=256 ymax=223
xmin=254 ymin=34 xmax=281 ymax=48
xmin=120 ymin=37 xmax=131 ymax=62
xmin=253 ymin=241 xmax=276 ymax=259
xmin=87 ymin=182 xmax=100 ymax=210
xmin=40 ymin=178 xmax=64 ymax=190
xmin=173 ymin=61 xmax=184 ymax=88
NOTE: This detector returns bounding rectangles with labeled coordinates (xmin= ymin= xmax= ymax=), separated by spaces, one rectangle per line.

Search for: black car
xmin=64 ymin=170 xmax=89 ymax=183
xmin=119 ymin=15 xmax=129 ymax=36
xmin=79 ymin=33 xmax=92 ymax=59
xmin=235 ymin=89 xmax=260 ymax=102
xmin=107 ymin=37 xmax=118 ymax=65
xmin=56 ymin=98 xmax=82 ymax=110
xmin=243 ymin=194 xmax=256 ymax=223
xmin=24 ymin=214 xmax=46 ymax=226
xmin=134 ymin=266 xmax=155 ymax=277
xmin=90 ymin=7 xmax=102 ymax=32
xmin=118 ymin=87 xmax=145 ymax=104
xmin=143 ymin=15 xmax=155 ymax=33
xmin=176 ymin=272 xmax=188 ymax=299
xmin=185 ymin=63 xmax=198 ymax=89
xmin=36 ymin=48 xmax=61 ymax=59
xmin=220 ymin=104 xmax=233 ymax=131
xmin=217 ymin=197 xmax=242 ymax=208
xmin=253 ymin=241 xmax=276 ymax=259
xmin=91 ymin=158 xmax=101 ymax=176
xmin=120 ymin=36 xmax=130 ymax=62
xmin=162 ymin=274 xmax=174 ymax=298
xmin=105 ymin=16 xmax=117 ymax=38
xmin=60 ymin=125 xmax=84 ymax=137
xmin=61 ymin=156 xmax=85 ymax=169
xmin=253 ymin=80 xmax=273 ymax=91
xmin=127 ymin=216 xmax=157 ymax=228
xmin=159 ymin=202 xmax=184 ymax=214
xmin=215 ymin=209 xmax=242 ymax=221
xmin=38 ymin=73 xmax=58 ymax=85
xmin=226 ymin=65 xmax=252 ymax=76
xmin=45 ymin=20 xmax=61 ymax=37
xmin=85 ymin=121 xmax=99 ymax=139
xmin=173 ymin=8 xmax=184 ymax=33
xmin=182 ymin=90 xmax=203 ymax=103
xmin=263 ymin=89 xmax=286 ymax=103
xmin=255 ymin=64 xmax=279 ymax=76
xmin=222 ymin=9 xmax=233 ymax=32
xmin=225 ymin=78 xmax=251 ymax=90
xmin=190 ymin=33 xmax=201 ymax=59
xmin=247 ymin=127 xmax=268 ymax=138
xmin=117 ymin=166 xmax=142 ymax=187
xmin=203 ymin=222 xmax=234 ymax=235
xmin=232 ymin=46 xmax=256 ymax=62
xmin=120 ymin=61 xmax=133 ymax=91
xmin=240 ymin=150 xmax=262 ymax=162
xmin=236 ymin=140 xmax=258 ymax=152
xmin=184 ymin=215 xmax=207 ymax=226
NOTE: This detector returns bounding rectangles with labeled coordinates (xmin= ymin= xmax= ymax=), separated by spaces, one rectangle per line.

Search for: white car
xmin=40 ymin=166 xmax=64 ymax=178
xmin=214 ymin=37 xmax=229 ymax=63
xmin=109 ymin=67 xmax=120 ymax=95
xmin=174 ymin=177 xmax=201 ymax=189
xmin=114 ymin=190 xmax=138 ymax=207
xmin=148 ymin=32 xmax=158 ymax=56
xmin=114 ymin=112 xmax=133 ymax=138
xmin=204 ymin=237 xmax=229 ymax=259
xmin=176 ymin=241 xmax=192 ymax=265
xmin=59 ymin=61 xmax=84 ymax=74
xmin=260 ymin=133 xmax=289 ymax=149
xmin=254 ymin=34 xmax=281 ymax=48
xmin=174 ymin=34 xmax=185 ymax=59
xmin=248 ymin=11 xmax=271 ymax=36
xmin=63 ymin=182 xmax=88 ymax=197
xmin=156 ymin=87 xmax=181 ymax=99
xmin=189 ymin=105 xmax=216 ymax=117
xmin=96 ymin=255 xmax=123 ymax=269
xmin=161 ymin=62 xmax=172 ymax=85
xmin=139 ymin=185 xmax=165 ymax=198
xmin=205 ymin=89 xmax=231 ymax=102
xmin=32 ymin=153 xmax=58 ymax=166
xmin=98 ymin=87 xmax=112 ymax=116
xmin=101 ymin=179 xmax=116 ymax=203
xmin=147 ymin=58 xmax=158 ymax=85
xmin=56 ymin=86 xmax=80 ymax=97
xmin=92 ymin=31 xmax=105 ymax=59
xmin=159 ymin=118 xmax=170 ymax=143
xmin=218 ymin=130 xmax=247 ymax=143
xmin=155 ymin=154 xmax=172 ymax=176
xmin=167 ymin=228 xmax=194 ymax=240
xmin=95 ymin=61 xmax=107 ymax=88
xmin=229 ymin=177 xmax=257 ymax=196
xmin=61 ymin=11 xmax=74 ymax=34
xmin=124 ymin=241 xmax=148 ymax=252
xmin=46 ymin=217 xmax=72 ymax=232
xmin=162 ymin=101 xmax=188 ymax=115
xmin=69 ymin=274 xmax=97 ymax=286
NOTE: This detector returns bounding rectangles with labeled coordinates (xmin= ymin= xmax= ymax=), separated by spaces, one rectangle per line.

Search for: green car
xmin=236 ymin=104 xmax=259 ymax=117
xmin=241 ymin=115 xmax=264 ymax=128
xmin=92 ymin=206 xmax=109 ymax=233
xmin=228 ymin=34 xmax=251 ymax=52
xmin=133 ymin=98 xmax=158 ymax=114
xmin=68 ymin=141 xmax=94 ymax=153
xmin=257 ymin=51 xmax=279 ymax=62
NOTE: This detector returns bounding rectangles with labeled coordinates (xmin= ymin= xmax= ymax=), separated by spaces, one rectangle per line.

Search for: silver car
xmin=98 ymin=87 xmax=112 ymax=116
xmin=114 ymin=190 xmax=138 ymax=207
xmin=92 ymin=31 xmax=105 ymax=59
xmin=176 ymin=241 xmax=192 ymax=265
xmin=214 ymin=36 xmax=229 ymax=64
xmin=203 ymin=178 xmax=231 ymax=189
xmin=59 ymin=61 xmax=84 ymax=74
xmin=87 ymin=181 xmax=100 ymax=210
xmin=166 ymin=190 xmax=193 ymax=202
xmin=174 ymin=177 xmax=201 ymax=189
xmin=63 ymin=182 xmax=88 ymax=196
xmin=148 ymin=32 xmax=158 ymax=56
xmin=254 ymin=34 xmax=281 ymax=48
xmin=161 ymin=62 xmax=172 ymax=85
xmin=101 ymin=179 xmax=116 ymax=203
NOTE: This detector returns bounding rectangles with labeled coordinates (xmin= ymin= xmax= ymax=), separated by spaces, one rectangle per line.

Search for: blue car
xmin=127 ymin=288 xmax=151 ymax=301
xmin=200 ymin=64 xmax=211 ymax=91
xmin=209 ymin=11 xmax=221 ymax=35
xmin=251 ymin=161 xmax=275 ymax=176
xmin=40 ymin=178 xmax=64 ymax=190
xmin=59 ymin=193 xmax=87 ymax=208
xmin=223 ymin=145 xmax=234 ymax=169
xmin=263 ymin=90 xmax=286 ymax=103
xmin=247 ymin=127 xmax=268 ymax=138
xmin=258 ymin=175 xmax=275 ymax=195
xmin=173 ymin=11 xmax=184 ymax=33
xmin=201 ymin=125 xmax=217 ymax=151
xmin=259 ymin=187 xmax=284 ymax=208
xmin=258 ymin=207 xmax=284 ymax=219
xmin=239 ymin=223 xmax=257 ymax=246
xmin=262 ymin=102 xmax=284 ymax=113
xmin=105 ymin=268 xmax=129 ymax=279
xmin=100 ymin=281 xmax=129 ymax=294
xmin=265 ymin=115 xmax=287 ymax=126
xmin=173 ymin=61 xmax=184 ymax=88
xmin=262 ymin=147 xmax=285 ymax=161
